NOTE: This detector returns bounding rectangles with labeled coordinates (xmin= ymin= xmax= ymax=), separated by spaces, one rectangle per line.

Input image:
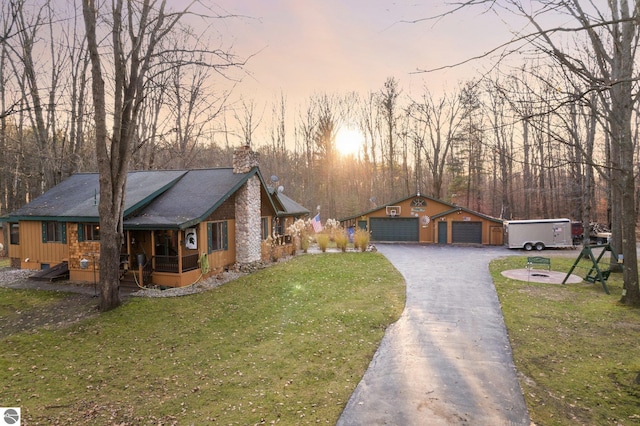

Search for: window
xmin=261 ymin=217 xmax=269 ymax=240
xmin=207 ymin=221 xmax=228 ymax=253
xmin=274 ymin=218 xmax=284 ymax=236
xmin=10 ymin=223 xmax=19 ymax=245
xmin=78 ymin=223 xmax=100 ymax=241
xmin=42 ymin=222 xmax=66 ymax=243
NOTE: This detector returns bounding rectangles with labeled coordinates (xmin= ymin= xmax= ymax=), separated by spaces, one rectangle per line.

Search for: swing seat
xmin=586 ymin=269 xmax=610 ymax=283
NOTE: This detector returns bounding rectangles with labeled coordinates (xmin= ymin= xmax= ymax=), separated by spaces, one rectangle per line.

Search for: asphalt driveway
xmin=337 ymin=244 xmax=530 ymax=426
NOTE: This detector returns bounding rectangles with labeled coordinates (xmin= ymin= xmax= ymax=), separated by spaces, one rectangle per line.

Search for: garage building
xmin=340 ymin=193 xmax=503 ymax=246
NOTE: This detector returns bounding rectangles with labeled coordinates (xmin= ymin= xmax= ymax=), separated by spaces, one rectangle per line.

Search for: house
xmin=2 ymin=146 xmax=308 ymax=287
xmin=268 ymin=188 xmax=310 ymax=240
xmin=340 ymin=193 xmax=503 ymax=245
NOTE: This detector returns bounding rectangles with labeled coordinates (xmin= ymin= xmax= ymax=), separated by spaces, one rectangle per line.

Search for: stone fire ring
xmin=501 ymin=269 xmax=583 ymax=284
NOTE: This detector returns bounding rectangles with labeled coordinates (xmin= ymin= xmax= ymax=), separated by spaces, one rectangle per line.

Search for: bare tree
xmin=359 ymin=92 xmax=381 ymax=206
xmin=0 ymin=1 xmax=17 ymax=213
xmin=377 ymin=77 xmax=401 ymax=197
xmin=313 ymin=94 xmax=339 ymax=218
xmin=82 ymin=0 xmax=242 ymax=311
xmin=457 ymin=81 xmax=485 ymax=211
xmin=295 ymin=101 xmax=318 ymax=211
xmin=257 ymin=94 xmax=290 ymax=188
xmin=440 ymin=0 xmax=640 ymax=305
xmin=407 ymin=87 xmax=465 ymax=199
xmin=163 ymin=44 xmax=231 ymax=169
xmin=8 ymin=0 xmax=56 ymax=190
xmin=483 ymin=76 xmax=518 ymax=219
xmin=234 ymin=97 xmax=263 ymax=148
xmin=60 ymin=4 xmax=91 ymax=175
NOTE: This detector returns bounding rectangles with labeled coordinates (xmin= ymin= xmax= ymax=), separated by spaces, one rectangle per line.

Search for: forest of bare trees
xmin=1 ymin=0 xmax=639 ymax=306
xmin=2 ymin=4 xmax=634 ymax=223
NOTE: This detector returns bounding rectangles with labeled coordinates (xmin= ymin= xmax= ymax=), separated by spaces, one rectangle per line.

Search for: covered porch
xmin=120 ymin=227 xmax=213 ymax=288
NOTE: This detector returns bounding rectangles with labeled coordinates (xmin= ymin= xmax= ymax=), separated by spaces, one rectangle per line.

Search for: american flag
xmin=311 ymin=213 xmax=323 ymax=233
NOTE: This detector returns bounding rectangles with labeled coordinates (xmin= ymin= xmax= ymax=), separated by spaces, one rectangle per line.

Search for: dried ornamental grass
xmin=354 ymin=229 xmax=370 ymax=252
xmin=334 ymin=231 xmax=349 ymax=252
xmin=316 ymin=233 xmax=330 ymax=252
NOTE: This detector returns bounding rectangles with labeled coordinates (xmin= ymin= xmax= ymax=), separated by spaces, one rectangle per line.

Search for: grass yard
xmin=491 ymin=255 xmax=640 ymax=426
xmin=0 ymin=253 xmax=405 ymax=425
xmin=0 ymin=288 xmax=68 ymax=320
xmin=4 ymin=249 xmax=640 ymax=425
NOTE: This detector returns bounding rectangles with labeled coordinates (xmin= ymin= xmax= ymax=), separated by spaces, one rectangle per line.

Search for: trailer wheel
xmin=535 ymin=242 xmax=545 ymax=251
xmin=596 ymin=238 xmax=604 ymax=245
xmin=524 ymin=243 xmax=533 ymax=251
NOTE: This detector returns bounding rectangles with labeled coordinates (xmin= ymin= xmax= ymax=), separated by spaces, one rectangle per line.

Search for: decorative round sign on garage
xmin=421 ymin=215 xmax=430 ymax=227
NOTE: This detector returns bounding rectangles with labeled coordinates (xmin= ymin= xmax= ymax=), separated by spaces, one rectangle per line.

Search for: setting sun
xmin=335 ymin=127 xmax=365 ymax=157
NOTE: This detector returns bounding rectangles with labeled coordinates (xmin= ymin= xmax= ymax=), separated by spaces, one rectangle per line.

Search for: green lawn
xmin=491 ymin=255 xmax=640 ymax=426
xmin=0 ymin=253 xmax=405 ymax=425
xmin=3 ymin=251 xmax=639 ymax=425
xmin=0 ymin=287 xmax=67 ymax=319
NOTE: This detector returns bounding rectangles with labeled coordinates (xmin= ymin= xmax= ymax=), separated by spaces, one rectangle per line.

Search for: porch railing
xmin=155 ymin=253 xmax=200 ymax=273
xmin=181 ymin=253 xmax=200 ymax=272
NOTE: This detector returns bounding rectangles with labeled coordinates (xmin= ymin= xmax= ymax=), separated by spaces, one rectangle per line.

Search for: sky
xmin=207 ymin=0 xmax=516 ymax=110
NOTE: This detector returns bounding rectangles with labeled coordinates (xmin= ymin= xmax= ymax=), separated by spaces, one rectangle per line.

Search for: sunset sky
xmin=210 ymin=1 xmax=518 ymax=108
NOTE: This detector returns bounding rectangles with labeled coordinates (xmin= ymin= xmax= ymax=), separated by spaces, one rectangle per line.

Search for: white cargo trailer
xmin=504 ymin=218 xmax=574 ymax=250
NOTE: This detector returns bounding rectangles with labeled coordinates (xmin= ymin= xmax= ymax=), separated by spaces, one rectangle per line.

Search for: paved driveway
xmin=337 ymin=244 xmax=530 ymax=426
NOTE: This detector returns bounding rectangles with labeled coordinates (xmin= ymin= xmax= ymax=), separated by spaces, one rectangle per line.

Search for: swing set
xmin=562 ymin=243 xmax=621 ymax=294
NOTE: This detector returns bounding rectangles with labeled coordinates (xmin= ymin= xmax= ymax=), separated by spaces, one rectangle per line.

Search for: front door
xmin=438 ymin=221 xmax=447 ymax=244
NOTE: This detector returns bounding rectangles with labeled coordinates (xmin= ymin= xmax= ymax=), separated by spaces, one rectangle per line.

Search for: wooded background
xmin=0 ymin=1 xmax=635 ymax=227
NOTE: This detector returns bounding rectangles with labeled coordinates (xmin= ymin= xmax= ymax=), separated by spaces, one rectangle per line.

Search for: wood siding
xmin=348 ymin=196 xmax=503 ymax=246
xmin=12 ymin=221 xmax=69 ymax=270
xmin=10 ymin=180 xmax=281 ymax=287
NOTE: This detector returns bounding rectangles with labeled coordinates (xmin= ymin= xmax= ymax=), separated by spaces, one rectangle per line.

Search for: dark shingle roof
xmin=5 ymin=171 xmax=186 ymax=221
xmin=3 ymin=168 xmax=286 ymax=230
xmin=272 ymin=190 xmax=310 ymax=216
xmin=124 ymin=168 xmax=255 ymax=229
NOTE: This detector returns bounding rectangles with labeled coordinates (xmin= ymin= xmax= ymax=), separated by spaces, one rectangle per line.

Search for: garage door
xmin=370 ymin=217 xmax=419 ymax=242
xmin=452 ymin=221 xmax=482 ymax=244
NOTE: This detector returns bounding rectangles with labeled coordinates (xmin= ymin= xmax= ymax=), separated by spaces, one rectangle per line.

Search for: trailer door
xmin=553 ymin=223 xmax=570 ymax=245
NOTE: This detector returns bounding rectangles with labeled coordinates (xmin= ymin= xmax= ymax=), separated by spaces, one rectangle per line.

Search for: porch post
xmin=177 ymin=230 xmax=183 ymax=273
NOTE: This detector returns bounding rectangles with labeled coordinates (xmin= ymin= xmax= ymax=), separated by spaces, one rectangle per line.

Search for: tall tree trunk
xmin=83 ymin=0 xmax=122 ymax=311
xmin=522 ymin=118 xmax=530 ymax=217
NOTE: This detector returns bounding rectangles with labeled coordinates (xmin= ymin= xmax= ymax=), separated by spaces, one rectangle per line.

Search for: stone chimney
xmin=233 ymin=145 xmax=261 ymax=265
xmin=233 ymin=145 xmax=260 ymax=174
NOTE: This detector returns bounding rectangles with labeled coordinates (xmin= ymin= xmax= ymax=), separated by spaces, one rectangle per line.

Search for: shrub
xmin=324 ymin=218 xmax=341 ymax=241
xmin=300 ymin=234 xmax=311 ymax=252
xmin=261 ymin=237 xmax=282 ymax=262
xmin=288 ymin=218 xmax=312 ymax=253
xmin=261 ymin=238 xmax=272 ymax=262
xmin=316 ymin=233 xmax=330 ymax=252
xmin=354 ymin=229 xmax=370 ymax=252
xmin=270 ymin=244 xmax=282 ymax=262
xmin=334 ymin=231 xmax=349 ymax=252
